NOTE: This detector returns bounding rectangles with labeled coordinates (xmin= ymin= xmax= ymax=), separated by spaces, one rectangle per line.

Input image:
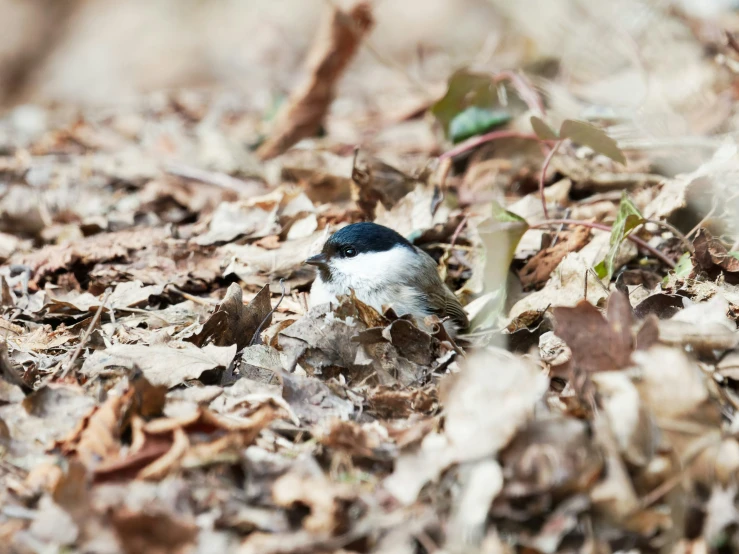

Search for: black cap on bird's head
xmin=305 ymin=222 xmax=413 ymax=274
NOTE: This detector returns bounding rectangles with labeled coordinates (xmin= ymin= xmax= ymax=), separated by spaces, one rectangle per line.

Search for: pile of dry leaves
xmin=5 ymin=1 xmax=739 ymax=553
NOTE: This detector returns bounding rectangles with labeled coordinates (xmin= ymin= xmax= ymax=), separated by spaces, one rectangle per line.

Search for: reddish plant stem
xmin=530 ymin=219 xmax=676 ymax=269
xmin=538 ymin=141 xmax=562 ymax=220
xmin=439 ymin=131 xmax=552 ymax=161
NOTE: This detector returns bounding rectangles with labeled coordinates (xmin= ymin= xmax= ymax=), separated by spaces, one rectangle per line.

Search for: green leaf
xmin=491 ymin=201 xmax=528 ymax=225
xmin=594 ymin=192 xmax=645 ymax=281
xmin=559 ymin=119 xmax=626 ymax=164
xmin=674 ymin=252 xmax=693 ymax=277
xmin=431 ymin=69 xmax=528 ymax=140
xmin=730 ymin=251 xmax=739 ymax=261
xmin=530 ymin=115 xmax=558 ymax=141
xmin=449 ymin=106 xmax=511 ymax=143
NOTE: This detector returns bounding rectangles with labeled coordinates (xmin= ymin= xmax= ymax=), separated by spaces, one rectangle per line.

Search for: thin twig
xmin=539 ymin=141 xmax=562 ymax=219
xmin=167 ymin=285 xmax=219 ymax=306
xmin=449 ymin=215 xmax=469 ymax=249
xmin=687 ymin=197 xmax=719 ymax=239
xmin=645 ymin=219 xmax=694 ymax=254
xmin=439 ymin=131 xmax=552 ymax=161
xmin=550 ymin=208 xmax=571 ymax=248
xmin=531 ymin=219 xmax=676 ymax=269
xmin=60 ymin=288 xmax=112 ymax=380
xmin=588 ymin=267 xmax=611 ymax=294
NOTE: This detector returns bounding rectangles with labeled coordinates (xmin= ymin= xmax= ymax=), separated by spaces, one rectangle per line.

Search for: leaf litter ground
xmin=4 ymin=2 xmax=739 ymax=553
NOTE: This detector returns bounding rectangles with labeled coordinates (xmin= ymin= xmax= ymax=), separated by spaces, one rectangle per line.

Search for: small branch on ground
xmin=439 ymin=131 xmax=551 ymax=161
xmin=59 ymin=287 xmax=112 ymax=380
xmin=538 ymin=140 xmax=562 ymax=219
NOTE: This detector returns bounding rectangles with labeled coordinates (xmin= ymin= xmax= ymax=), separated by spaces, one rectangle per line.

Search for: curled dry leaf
xmin=94 ymin=404 xmax=278 ymax=483
xmin=518 ymin=226 xmax=591 ymax=290
xmin=692 ymin=228 xmax=739 ymax=274
xmin=56 ymin=374 xmax=166 ymax=467
xmin=256 ymin=2 xmax=374 ymax=160
xmin=506 ymin=251 xmax=609 ymax=323
xmin=190 ymin=283 xmax=272 ymax=350
xmin=193 ymin=200 xmax=278 ymax=246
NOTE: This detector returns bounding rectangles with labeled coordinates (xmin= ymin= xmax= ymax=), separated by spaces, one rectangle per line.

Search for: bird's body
xmin=306 ymin=222 xmax=468 ymax=336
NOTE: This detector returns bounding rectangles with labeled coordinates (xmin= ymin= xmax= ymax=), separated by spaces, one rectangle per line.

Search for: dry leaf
xmin=553 ymin=290 xmax=634 ymax=372
xmin=518 ymin=226 xmax=591 ymax=290
xmin=81 ymin=342 xmax=237 ymax=388
xmin=191 ymin=283 xmax=272 ymax=350
xmin=256 ymin=2 xmax=374 ymax=159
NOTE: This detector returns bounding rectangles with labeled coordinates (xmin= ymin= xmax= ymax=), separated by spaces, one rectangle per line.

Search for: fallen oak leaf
xmin=190 ymin=283 xmax=272 ymax=350
xmin=553 ymin=290 xmax=635 ymax=372
xmin=256 ymin=2 xmax=374 ymax=160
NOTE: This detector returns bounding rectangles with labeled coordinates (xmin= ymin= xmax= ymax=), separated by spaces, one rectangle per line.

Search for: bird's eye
xmin=344 ymin=247 xmax=357 ymax=258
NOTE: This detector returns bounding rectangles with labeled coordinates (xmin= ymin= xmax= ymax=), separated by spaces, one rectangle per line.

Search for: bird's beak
xmin=305 ymin=253 xmax=329 ymax=267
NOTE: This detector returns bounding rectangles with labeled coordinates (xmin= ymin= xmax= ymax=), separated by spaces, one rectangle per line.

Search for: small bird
xmin=305 ymin=222 xmax=468 ymax=336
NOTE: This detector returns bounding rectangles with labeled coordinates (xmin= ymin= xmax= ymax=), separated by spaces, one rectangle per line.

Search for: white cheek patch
xmin=330 ymin=247 xmax=418 ymax=289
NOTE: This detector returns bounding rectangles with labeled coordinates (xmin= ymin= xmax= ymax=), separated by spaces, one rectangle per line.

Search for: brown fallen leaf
xmin=256 ymin=2 xmax=374 ymax=160
xmin=367 ymin=386 xmax=437 ymax=419
xmin=56 ymin=374 xmax=166 ymax=467
xmin=553 ymin=290 xmax=636 ymax=372
xmin=190 ymin=283 xmax=272 ymax=350
xmin=352 ymin=151 xmax=418 ymax=218
xmin=14 ymin=227 xmax=170 ymax=286
xmin=110 ymin=507 xmax=198 ymax=554
xmin=94 ymin=404 xmax=278 ymax=483
xmin=57 ymin=393 xmax=125 ymax=466
xmin=518 ymin=226 xmax=591 ymax=290
xmin=316 ymin=419 xmax=395 ymax=462
xmin=692 ymin=228 xmax=739 ymax=275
